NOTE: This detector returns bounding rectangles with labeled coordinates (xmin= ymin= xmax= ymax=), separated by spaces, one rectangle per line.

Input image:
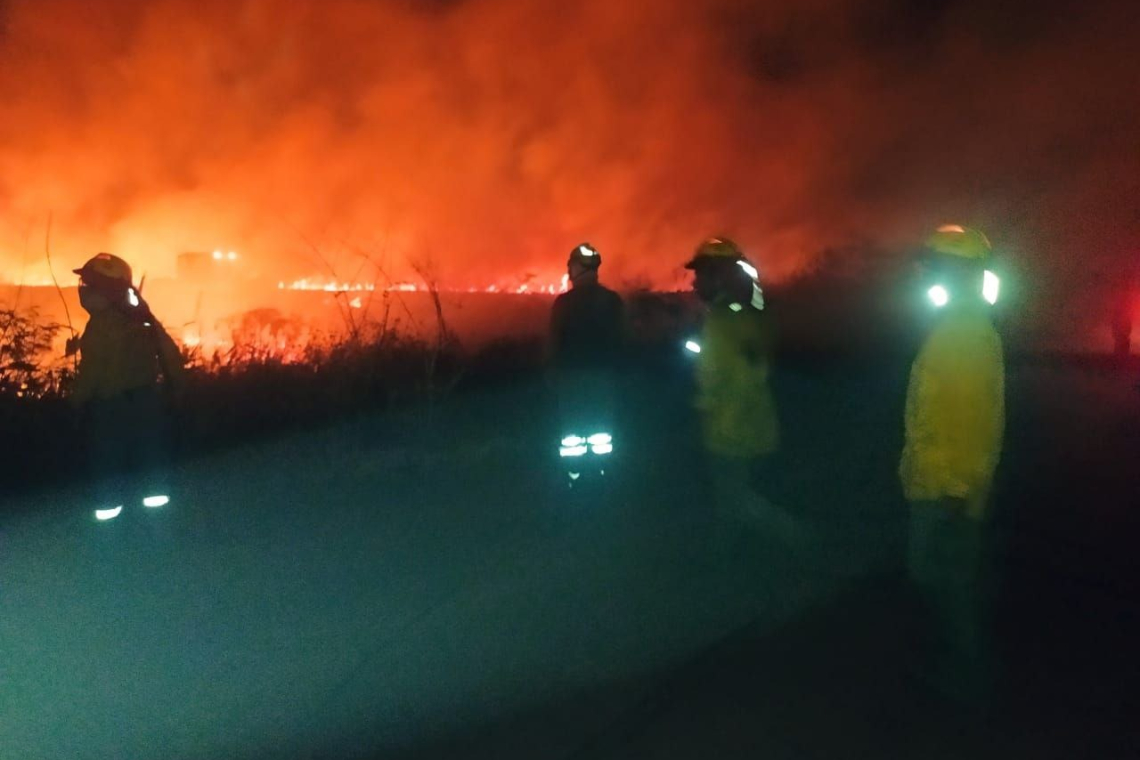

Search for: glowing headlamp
xmin=927 ymin=284 xmax=950 ymax=308
xmin=926 ymin=271 xmax=1000 ymax=308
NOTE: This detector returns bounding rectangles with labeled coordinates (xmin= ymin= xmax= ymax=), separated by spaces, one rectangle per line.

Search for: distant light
xmin=127 ymin=288 xmax=140 ymax=307
xmin=592 ymin=443 xmax=614 ymax=455
xmin=685 ymin=340 xmax=702 ymax=354
xmin=560 ymin=445 xmax=588 ymax=457
xmin=927 ymin=284 xmax=950 ymax=308
xmin=569 ymin=472 xmax=581 ymax=481
xmin=227 ymin=251 xmax=237 ymax=261
xmin=95 ymin=506 xmax=123 ymax=521
xmin=561 ymin=435 xmax=585 ymax=447
xmin=983 ymin=270 xmax=1000 ymax=305
xmin=212 ymin=250 xmax=223 ymax=260
xmin=587 ymin=433 xmax=612 ymax=445
xmin=737 ymin=260 xmax=759 ymax=280
xmin=729 ymin=302 xmax=743 ymax=312
xmin=142 ymin=495 xmax=170 ymax=508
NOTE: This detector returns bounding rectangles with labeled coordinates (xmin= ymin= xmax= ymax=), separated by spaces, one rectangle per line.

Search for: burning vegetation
xmin=0 ymin=0 xmax=1138 ymax=354
xmin=3 ymin=1 xmax=1139 ymax=291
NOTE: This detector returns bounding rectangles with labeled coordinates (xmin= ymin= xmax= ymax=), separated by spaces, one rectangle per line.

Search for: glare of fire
xmin=278 ymin=276 xmax=569 ymax=295
xmin=278 ymin=279 xmax=378 ymax=292
xmin=174 ymin=273 xmax=570 ymax=362
xmin=4 ymin=275 xmax=58 ymax=287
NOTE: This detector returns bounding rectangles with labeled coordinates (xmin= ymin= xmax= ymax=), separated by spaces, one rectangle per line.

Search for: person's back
xmin=73 ymin=307 xmax=182 ymax=404
xmin=548 ymin=243 xmax=625 ymax=477
xmin=549 ymin=280 xmax=624 ymax=371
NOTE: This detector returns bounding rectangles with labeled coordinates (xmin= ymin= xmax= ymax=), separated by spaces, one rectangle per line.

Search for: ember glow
xmin=277 ymin=278 xmax=567 ymax=295
xmin=0 ymin=0 xmax=1137 ymax=345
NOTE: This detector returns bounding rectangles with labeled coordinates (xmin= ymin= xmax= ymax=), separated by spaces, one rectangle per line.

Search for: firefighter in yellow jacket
xmin=901 ymin=225 xmax=1004 ymax=700
xmin=685 ymin=237 xmax=794 ymax=555
xmin=72 ymin=253 xmax=185 ymax=522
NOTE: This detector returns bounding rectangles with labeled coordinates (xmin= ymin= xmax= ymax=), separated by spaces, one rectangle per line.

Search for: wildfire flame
xmin=277 ymin=277 xmax=569 ymax=295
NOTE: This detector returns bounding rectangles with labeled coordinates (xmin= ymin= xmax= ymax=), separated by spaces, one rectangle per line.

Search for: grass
xmin=0 ymin=302 xmax=537 ymax=498
xmin=4 ymin=274 xmax=1137 ymax=502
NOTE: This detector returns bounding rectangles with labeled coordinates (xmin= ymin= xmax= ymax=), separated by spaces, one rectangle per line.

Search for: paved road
xmin=0 ymin=375 xmax=898 ymax=759
xmin=3 ymin=365 xmax=1135 ymax=759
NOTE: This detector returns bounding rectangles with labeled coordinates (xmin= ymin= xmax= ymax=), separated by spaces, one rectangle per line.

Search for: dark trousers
xmin=908 ymin=500 xmax=994 ymax=702
xmin=704 ymin=453 xmax=805 ymax=568
xmin=86 ymin=386 xmax=171 ymax=509
xmin=554 ymin=369 xmax=616 ymax=438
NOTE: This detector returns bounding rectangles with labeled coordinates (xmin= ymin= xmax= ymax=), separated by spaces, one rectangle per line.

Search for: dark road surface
xmin=2 ymin=364 xmax=1138 ymax=759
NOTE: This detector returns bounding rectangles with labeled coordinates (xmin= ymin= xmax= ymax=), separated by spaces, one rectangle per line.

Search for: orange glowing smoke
xmin=0 ymin=0 xmax=1138 ymax=338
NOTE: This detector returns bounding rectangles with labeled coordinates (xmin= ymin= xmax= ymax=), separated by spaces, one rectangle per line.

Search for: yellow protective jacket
xmin=72 ymin=309 xmax=185 ymax=406
xmin=695 ymin=303 xmax=780 ymax=459
xmin=900 ymin=309 xmax=1004 ymax=517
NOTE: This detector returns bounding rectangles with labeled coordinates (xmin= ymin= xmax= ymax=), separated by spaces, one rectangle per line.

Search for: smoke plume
xmin=1 ymin=0 xmax=1137 ymax=303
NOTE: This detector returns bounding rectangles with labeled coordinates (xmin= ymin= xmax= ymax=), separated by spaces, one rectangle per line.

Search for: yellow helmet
xmin=685 ymin=236 xmax=743 ymax=269
xmin=74 ymin=252 xmax=133 ymax=285
xmin=925 ymin=225 xmax=992 ymax=261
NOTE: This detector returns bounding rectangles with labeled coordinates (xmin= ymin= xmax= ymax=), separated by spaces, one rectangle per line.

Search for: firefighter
xmin=71 ymin=253 xmax=185 ymax=521
xmin=684 ymin=237 xmax=792 ymax=556
xmin=900 ymin=224 xmax=1005 ymax=701
xmin=548 ymin=243 xmax=624 ymax=485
